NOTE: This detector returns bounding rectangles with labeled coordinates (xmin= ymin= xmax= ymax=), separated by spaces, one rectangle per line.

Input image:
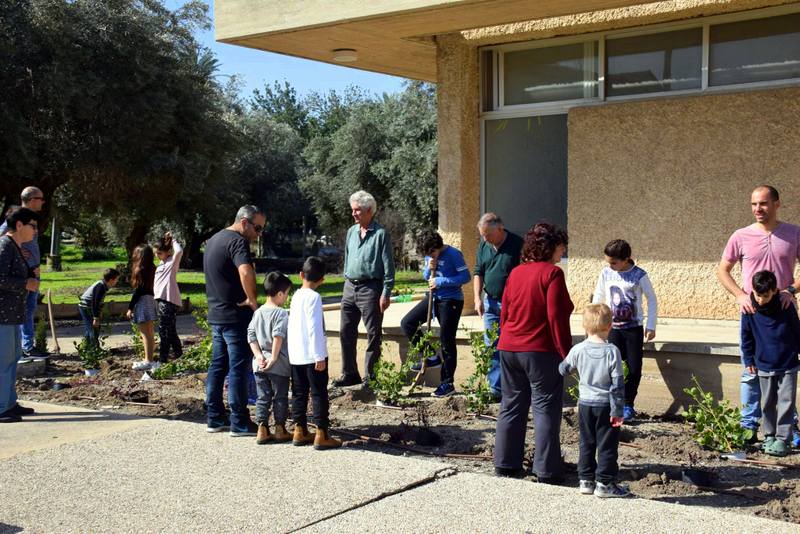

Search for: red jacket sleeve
xmin=546 ymin=268 xmax=574 ymax=359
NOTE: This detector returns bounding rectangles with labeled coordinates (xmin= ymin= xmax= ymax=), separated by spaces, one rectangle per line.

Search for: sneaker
xmin=0 ymin=410 xmax=22 ymax=423
xmin=206 ymin=423 xmax=230 ymax=433
xmin=10 ymin=403 xmax=35 ymax=416
xmin=764 ymin=438 xmax=790 ymax=457
xmin=579 ymin=480 xmax=596 ymax=495
xmin=432 ymin=382 xmax=455 ymax=398
xmin=792 ymin=430 xmax=800 ymax=448
xmin=594 ymin=481 xmax=631 ymax=498
xmin=623 ymin=405 xmax=636 ymax=421
xmin=332 ymin=374 xmax=362 ymax=387
xmin=494 ymin=466 xmax=526 ymax=478
xmin=361 ymin=378 xmax=373 ymax=394
xmin=411 ymin=356 xmax=443 ymax=372
xmin=230 ymin=422 xmax=259 ymax=437
xmin=132 ymin=360 xmax=152 ymax=371
xmin=150 ymin=361 xmax=161 ymax=371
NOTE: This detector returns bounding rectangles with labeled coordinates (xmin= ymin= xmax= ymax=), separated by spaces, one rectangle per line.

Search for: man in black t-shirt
xmin=204 ymin=205 xmax=265 ymax=436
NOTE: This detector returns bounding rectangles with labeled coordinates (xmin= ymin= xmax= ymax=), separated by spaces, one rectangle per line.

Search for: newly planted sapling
xmin=406 ymin=327 xmax=441 ymax=396
xmin=74 ymin=336 xmax=110 ymax=371
xmin=460 ymin=323 xmax=499 ymax=415
xmin=152 ymin=307 xmax=213 ymax=379
xmin=682 ymin=375 xmax=754 ymax=452
xmin=34 ymin=313 xmax=48 ymax=355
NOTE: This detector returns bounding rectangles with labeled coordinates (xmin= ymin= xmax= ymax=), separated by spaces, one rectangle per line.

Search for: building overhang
xmin=215 ymin=0 xmax=660 ymax=82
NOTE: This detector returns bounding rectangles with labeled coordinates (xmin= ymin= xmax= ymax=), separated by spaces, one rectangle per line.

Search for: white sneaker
xmin=150 ymin=361 xmax=161 ymax=371
xmin=140 ymin=372 xmax=153 ymax=382
xmin=132 ymin=360 xmax=152 ymax=371
xmin=579 ymin=480 xmax=596 ymax=495
xmin=594 ymin=481 xmax=631 ymax=498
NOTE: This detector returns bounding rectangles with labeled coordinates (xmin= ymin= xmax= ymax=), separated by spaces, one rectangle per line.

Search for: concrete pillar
xmin=435 ymin=34 xmax=481 ymax=313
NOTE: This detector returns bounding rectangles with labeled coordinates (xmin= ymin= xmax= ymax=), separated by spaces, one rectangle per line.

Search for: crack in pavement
xmin=288 ymin=467 xmax=459 ymax=533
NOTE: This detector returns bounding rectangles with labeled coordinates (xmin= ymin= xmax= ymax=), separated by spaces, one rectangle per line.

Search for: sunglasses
xmin=245 ymin=219 xmax=264 ymax=233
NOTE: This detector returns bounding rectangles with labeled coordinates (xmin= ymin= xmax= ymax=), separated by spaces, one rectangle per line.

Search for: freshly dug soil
xmin=18 ymin=352 xmax=800 ymax=525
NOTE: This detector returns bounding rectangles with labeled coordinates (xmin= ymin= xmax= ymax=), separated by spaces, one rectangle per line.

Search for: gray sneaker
xmin=579 ymin=480 xmax=596 ymax=495
xmin=594 ymin=481 xmax=631 ymax=498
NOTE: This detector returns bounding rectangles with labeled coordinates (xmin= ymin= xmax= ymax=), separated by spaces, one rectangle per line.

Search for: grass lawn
xmin=42 ymin=245 xmax=426 ymax=307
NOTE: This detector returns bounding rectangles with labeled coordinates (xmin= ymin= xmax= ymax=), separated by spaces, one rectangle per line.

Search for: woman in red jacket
xmin=494 ymin=222 xmax=573 ymax=482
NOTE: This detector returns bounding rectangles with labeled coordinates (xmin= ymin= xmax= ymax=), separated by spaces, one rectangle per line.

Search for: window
xmin=709 ymin=12 xmax=800 ymax=86
xmin=503 ymin=42 xmax=598 ymax=105
xmin=606 ymin=28 xmax=702 ymax=97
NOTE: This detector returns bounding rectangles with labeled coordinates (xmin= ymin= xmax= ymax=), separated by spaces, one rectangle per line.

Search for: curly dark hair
xmin=416 ymin=229 xmax=444 ymax=256
xmin=521 ymin=222 xmax=568 ymax=263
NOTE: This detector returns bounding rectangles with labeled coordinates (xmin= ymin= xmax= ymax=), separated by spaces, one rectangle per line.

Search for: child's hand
xmin=611 ymin=416 xmax=624 ymax=428
xmin=256 ymin=355 xmax=267 ymax=370
xmin=645 ymin=329 xmax=655 ymax=342
xmin=747 ymin=365 xmax=757 ymax=375
xmin=315 ymin=360 xmax=327 ymax=371
xmin=125 ymin=309 xmax=133 ymax=321
xmin=264 ymin=357 xmax=277 ymax=370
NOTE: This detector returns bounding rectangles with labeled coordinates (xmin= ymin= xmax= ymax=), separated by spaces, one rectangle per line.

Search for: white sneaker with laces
xmin=132 ymin=360 xmax=152 ymax=371
xmin=579 ymin=480 xmax=596 ymax=495
xmin=594 ymin=481 xmax=631 ymax=498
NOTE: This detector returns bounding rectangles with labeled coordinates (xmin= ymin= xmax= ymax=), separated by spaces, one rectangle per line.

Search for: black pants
xmin=399 ymin=295 xmax=463 ymax=384
xmin=608 ymin=326 xmax=643 ymax=407
xmin=339 ymin=279 xmax=383 ymax=379
xmin=494 ymin=351 xmax=563 ymax=480
xmin=157 ymin=300 xmax=182 ymax=363
xmin=291 ymin=361 xmax=330 ymax=430
xmin=578 ymin=404 xmax=620 ymax=484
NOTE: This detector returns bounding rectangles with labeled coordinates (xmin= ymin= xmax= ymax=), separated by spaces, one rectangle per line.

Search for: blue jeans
xmin=206 ymin=322 xmax=253 ymax=432
xmin=21 ymin=290 xmax=38 ymax=352
xmin=78 ymin=306 xmax=98 ymax=344
xmin=484 ymin=296 xmax=502 ymax=396
xmin=0 ymin=324 xmax=22 ymax=414
xmin=740 ymin=354 xmax=762 ymax=430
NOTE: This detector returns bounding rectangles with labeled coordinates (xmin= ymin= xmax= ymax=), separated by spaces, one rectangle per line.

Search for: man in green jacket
xmin=334 ymin=190 xmax=395 ymax=390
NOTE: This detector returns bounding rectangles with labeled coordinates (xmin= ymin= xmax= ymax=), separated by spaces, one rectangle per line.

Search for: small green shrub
xmin=34 ymin=314 xmax=48 ymax=354
xmin=369 ymin=357 xmax=408 ymax=405
xmin=81 ymin=247 xmax=118 ymax=261
xmin=405 ymin=328 xmax=441 ymax=397
xmin=460 ymin=323 xmax=499 ymax=415
xmin=151 ymin=307 xmax=213 ymax=379
xmin=74 ymin=336 xmax=110 ymax=370
xmin=682 ymin=375 xmax=754 ymax=452
xmin=130 ymin=322 xmax=145 ymax=360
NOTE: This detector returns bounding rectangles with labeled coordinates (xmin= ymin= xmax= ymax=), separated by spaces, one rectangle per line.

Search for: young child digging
xmin=559 ymin=303 xmax=630 ymax=498
xmin=741 ymin=270 xmax=800 ymax=457
xmin=78 ymin=268 xmax=120 ymax=345
xmin=248 ymin=272 xmax=293 ymax=445
xmin=593 ymin=239 xmax=657 ymax=421
xmin=288 ymin=256 xmax=341 ymax=450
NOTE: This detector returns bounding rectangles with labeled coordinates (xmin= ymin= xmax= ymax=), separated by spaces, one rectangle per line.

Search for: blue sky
xmin=167 ymin=1 xmax=407 ymax=98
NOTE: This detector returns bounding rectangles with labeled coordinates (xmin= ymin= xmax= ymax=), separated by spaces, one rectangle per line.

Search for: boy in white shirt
xmin=288 ymin=256 xmax=341 ymax=450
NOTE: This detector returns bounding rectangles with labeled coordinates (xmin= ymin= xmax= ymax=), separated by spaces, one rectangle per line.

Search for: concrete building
xmin=216 ymin=0 xmax=800 ymax=320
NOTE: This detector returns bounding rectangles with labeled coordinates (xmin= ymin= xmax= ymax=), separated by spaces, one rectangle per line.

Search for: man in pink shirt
xmin=718 ymin=185 xmax=800 ymax=435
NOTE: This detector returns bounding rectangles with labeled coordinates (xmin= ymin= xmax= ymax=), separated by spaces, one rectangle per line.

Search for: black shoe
xmin=332 ymin=374 xmax=362 ymax=387
xmin=532 ymin=474 xmax=565 ymax=485
xmin=230 ymin=421 xmax=259 ymax=437
xmin=494 ymin=466 xmax=526 ymax=479
xmin=361 ymin=378 xmax=373 ymax=393
xmin=11 ymin=403 xmax=35 ymax=416
xmin=0 ymin=410 xmax=22 ymax=423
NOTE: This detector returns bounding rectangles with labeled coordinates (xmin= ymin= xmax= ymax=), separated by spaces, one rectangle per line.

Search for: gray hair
xmin=477 ymin=212 xmax=503 ymax=230
xmin=20 ymin=186 xmax=43 ymax=203
xmin=349 ymin=190 xmax=377 ymax=214
xmin=235 ymin=205 xmax=263 ymax=222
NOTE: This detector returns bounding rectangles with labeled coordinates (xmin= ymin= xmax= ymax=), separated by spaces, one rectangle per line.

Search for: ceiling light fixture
xmin=332 ymin=48 xmax=358 ymax=63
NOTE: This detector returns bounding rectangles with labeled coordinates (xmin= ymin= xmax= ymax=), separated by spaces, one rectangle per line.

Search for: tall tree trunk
xmin=125 ymin=222 xmax=150 ymax=263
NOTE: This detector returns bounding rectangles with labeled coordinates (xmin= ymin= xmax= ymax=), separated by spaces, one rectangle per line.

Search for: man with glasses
xmin=0 ymin=186 xmax=46 ymax=359
xmin=203 ymin=205 xmax=265 ymax=436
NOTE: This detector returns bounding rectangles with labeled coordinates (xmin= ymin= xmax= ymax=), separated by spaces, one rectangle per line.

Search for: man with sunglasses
xmin=0 ymin=186 xmax=46 ymax=359
xmin=203 ymin=205 xmax=265 ymax=437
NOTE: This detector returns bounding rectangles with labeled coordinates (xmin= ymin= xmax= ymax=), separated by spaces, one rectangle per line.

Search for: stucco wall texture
xmin=567 ymin=87 xmax=800 ymax=320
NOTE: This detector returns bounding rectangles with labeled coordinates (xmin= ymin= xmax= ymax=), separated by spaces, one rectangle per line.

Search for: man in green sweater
xmin=334 ymin=191 xmax=395 ymax=390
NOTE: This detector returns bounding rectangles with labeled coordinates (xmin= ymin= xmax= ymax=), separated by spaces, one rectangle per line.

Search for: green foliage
xmin=130 ymin=322 xmax=145 ymax=361
xmin=405 ymin=328 xmax=441 ymax=397
xmin=461 ymin=323 xmax=499 ymax=414
xmin=369 ymin=357 xmax=408 ymax=406
xmin=34 ymin=314 xmax=48 ymax=355
xmin=151 ymin=307 xmax=213 ymax=379
xmin=682 ymin=375 xmax=754 ymax=452
xmin=74 ymin=337 xmax=110 ymax=370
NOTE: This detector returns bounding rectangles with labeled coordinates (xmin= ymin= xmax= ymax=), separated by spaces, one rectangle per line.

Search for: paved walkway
xmin=0 ymin=401 xmax=794 ymax=533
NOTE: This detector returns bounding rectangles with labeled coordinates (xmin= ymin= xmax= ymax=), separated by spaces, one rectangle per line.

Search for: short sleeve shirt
xmin=203 ymin=229 xmax=254 ymax=324
xmin=722 ymin=222 xmax=800 ymax=294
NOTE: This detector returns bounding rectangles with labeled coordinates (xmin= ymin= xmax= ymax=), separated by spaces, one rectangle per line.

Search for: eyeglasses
xmin=245 ymin=219 xmax=264 ymax=233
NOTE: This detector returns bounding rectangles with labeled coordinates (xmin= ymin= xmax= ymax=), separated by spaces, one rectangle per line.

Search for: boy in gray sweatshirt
xmin=247 ymin=272 xmax=293 ymax=445
xmin=559 ymin=303 xmax=629 ymax=498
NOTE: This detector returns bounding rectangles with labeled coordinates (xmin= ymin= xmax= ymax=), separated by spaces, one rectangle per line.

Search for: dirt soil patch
xmin=18 ymin=352 xmax=800 ymax=525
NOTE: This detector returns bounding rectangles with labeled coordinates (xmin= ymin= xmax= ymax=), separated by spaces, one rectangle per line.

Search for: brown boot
xmin=313 ymin=428 xmax=342 ymax=450
xmin=256 ymin=423 xmax=274 ymax=445
xmin=292 ymin=424 xmax=314 ymax=446
xmin=274 ymin=423 xmax=292 ymax=443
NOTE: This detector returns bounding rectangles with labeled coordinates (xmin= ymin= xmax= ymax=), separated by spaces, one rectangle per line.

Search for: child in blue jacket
xmin=741 ymin=270 xmax=800 ymax=457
